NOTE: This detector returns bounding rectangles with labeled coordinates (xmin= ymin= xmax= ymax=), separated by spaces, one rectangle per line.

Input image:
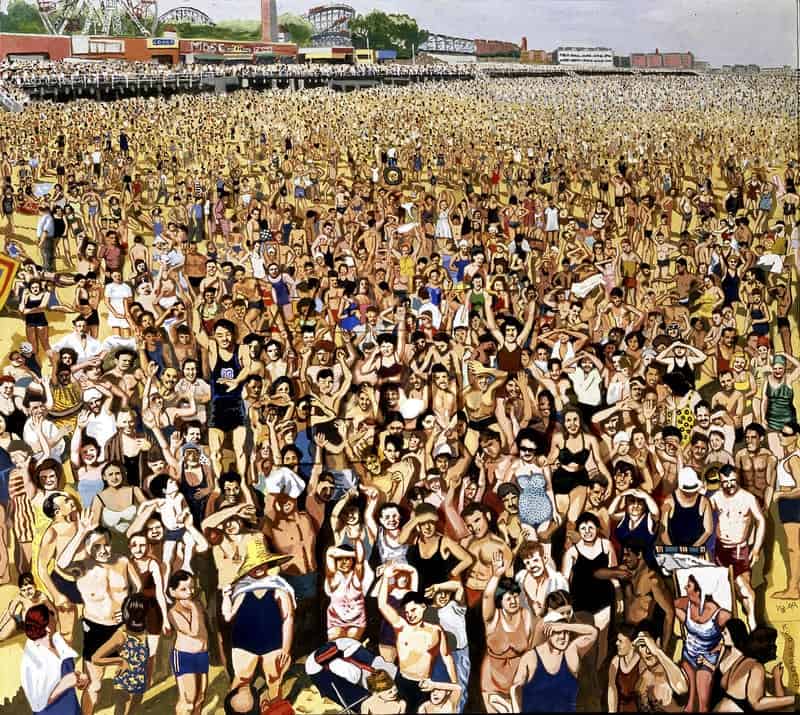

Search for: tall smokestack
xmin=261 ymin=0 xmax=277 ymax=42
xmin=521 ymin=36 xmax=528 ymax=52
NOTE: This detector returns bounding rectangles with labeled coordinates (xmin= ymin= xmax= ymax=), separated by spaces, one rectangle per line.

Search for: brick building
xmin=0 ymin=33 xmax=180 ymax=63
xmin=475 ymin=39 xmax=520 ymax=57
xmin=521 ymin=49 xmax=551 ymax=64
xmin=630 ymin=49 xmax=694 ymax=70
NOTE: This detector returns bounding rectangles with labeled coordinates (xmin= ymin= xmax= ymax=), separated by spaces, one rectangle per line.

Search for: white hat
xmin=678 ymin=467 xmax=701 ymax=492
xmin=613 ymin=431 xmax=631 ymax=445
xmin=433 ymin=443 xmax=453 ymax=459
xmin=83 ymin=388 xmax=103 ymax=403
xmin=543 ymin=610 xmax=566 ymax=623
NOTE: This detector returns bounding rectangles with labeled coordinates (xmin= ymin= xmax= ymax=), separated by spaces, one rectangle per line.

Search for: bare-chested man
xmin=377 ymin=563 xmax=456 ymax=713
xmin=655 ymin=426 xmax=684 ymax=497
xmin=711 ymin=466 xmax=766 ymax=630
xmin=460 ymin=503 xmax=512 ymax=608
xmin=772 ymin=282 xmax=793 ymax=356
xmin=303 ymin=349 xmax=352 ymax=427
xmin=431 ymin=364 xmax=458 ymax=429
xmin=515 ymin=541 xmax=569 ymax=618
xmin=36 ymin=492 xmax=82 ymax=638
xmin=56 ymin=514 xmax=141 ymax=715
xmin=102 ymin=348 xmax=145 ymax=411
xmin=264 ymin=490 xmax=319 ymax=648
xmin=202 ymin=503 xmax=261 ymax=671
xmin=611 ymin=542 xmax=675 ymax=649
xmin=735 ymin=423 xmax=777 ymax=509
xmin=711 ymin=371 xmax=745 ymax=431
xmin=232 ymin=266 xmax=271 ymax=331
xmin=595 ymin=288 xmax=644 ymax=335
xmin=633 ymin=630 xmax=689 ymax=711
xmin=429 ymin=331 xmax=463 ymax=379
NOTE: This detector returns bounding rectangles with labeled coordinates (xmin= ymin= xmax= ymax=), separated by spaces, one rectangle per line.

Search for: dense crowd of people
xmin=0 ymin=72 xmax=797 ymax=713
xmin=1 ymin=59 xmax=478 ymax=88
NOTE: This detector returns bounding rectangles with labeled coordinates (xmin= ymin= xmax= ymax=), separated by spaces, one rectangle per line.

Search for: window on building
xmin=88 ymin=40 xmax=125 ymax=54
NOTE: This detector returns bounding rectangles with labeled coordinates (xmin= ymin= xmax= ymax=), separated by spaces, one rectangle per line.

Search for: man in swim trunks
xmin=56 ymin=515 xmax=141 ymax=715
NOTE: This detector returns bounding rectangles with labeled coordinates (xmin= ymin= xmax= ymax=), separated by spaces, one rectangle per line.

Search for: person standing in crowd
xmin=20 ymin=604 xmax=88 ymax=715
xmin=0 ymin=63 xmax=796 ymax=715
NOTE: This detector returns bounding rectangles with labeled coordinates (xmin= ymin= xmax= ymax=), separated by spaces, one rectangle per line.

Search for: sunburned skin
xmin=2 ymin=66 xmax=798 ymax=715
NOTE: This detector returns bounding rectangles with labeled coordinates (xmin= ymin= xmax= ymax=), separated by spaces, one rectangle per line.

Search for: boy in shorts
xmin=168 ymin=570 xmax=209 ymax=715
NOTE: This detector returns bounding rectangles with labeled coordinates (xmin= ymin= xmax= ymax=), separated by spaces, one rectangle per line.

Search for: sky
xmin=167 ymin=0 xmax=799 ymax=66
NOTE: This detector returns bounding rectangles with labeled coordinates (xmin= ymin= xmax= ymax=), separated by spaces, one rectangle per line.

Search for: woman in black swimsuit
xmin=401 ymin=503 xmax=472 ymax=594
xmin=715 ymin=620 xmax=794 ymax=712
xmin=486 ymin=196 xmax=500 ymax=226
xmin=20 ymin=279 xmax=51 ymax=358
xmin=361 ymin=332 xmax=406 ymax=388
xmin=1 ymin=186 xmax=14 ymax=237
xmin=562 ymin=511 xmax=617 ymax=665
xmin=783 ymin=194 xmax=798 ymax=221
xmin=548 ymin=407 xmax=612 ymax=517
xmin=74 ymin=275 xmax=101 ymax=337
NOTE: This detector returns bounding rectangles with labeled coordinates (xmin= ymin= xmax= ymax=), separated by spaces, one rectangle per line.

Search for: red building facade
xmin=0 ymin=33 xmax=297 ymax=65
xmin=631 ymin=49 xmax=694 ymax=70
xmin=475 ymin=39 xmax=520 ymax=57
xmin=0 ymin=33 xmax=180 ymax=63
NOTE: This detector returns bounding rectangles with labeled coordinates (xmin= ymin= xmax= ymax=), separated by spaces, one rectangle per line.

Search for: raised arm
xmin=483 ymin=300 xmax=504 ymax=344
xmin=377 ymin=562 xmax=404 ymax=628
xmin=56 ymin=511 xmax=93 ymax=571
xmin=744 ymin=663 xmax=796 ymax=711
xmin=482 ymin=552 xmax=504 ymax=623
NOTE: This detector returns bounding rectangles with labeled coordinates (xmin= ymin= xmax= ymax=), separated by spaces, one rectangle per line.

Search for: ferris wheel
xmin=37 ymin=0 xmax=158 ymax=36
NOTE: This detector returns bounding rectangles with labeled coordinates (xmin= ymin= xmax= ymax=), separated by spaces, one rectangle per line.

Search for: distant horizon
xmin=2 ymin=0 xmax=797 ymax=66
xmin=160 ymin=0 xmax=797 ymax=66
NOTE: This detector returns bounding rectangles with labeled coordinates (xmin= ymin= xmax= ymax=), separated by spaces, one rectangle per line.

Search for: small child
xmin=91 ymin=593 xmax=149 ymax=715
xmin=361 ymin=670 xmax=406 ymax=715
xmin=0 ymin=572 xmax=55 ymax=641
xmin=141 ymin=474 xmax=197 ymax=583
xmin=167 ymin=570 xmax=209 ymax=715
xmin=419 ymin=679 xmax=463 ymax=714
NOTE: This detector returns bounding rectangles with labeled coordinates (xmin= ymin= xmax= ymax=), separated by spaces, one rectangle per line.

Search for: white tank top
xmin=777 ymin=450 xmax=799 ymax=489
xmin=250 ymin=252 xmax=266 ymax=280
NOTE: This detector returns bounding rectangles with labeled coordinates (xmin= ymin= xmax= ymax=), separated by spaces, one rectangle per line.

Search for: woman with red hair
xmin=20 ymin=604 xmax=88 ymax=714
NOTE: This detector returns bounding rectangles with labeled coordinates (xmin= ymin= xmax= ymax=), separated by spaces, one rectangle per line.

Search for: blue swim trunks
xmin=171 ymin=650 xmax=209 ymax=676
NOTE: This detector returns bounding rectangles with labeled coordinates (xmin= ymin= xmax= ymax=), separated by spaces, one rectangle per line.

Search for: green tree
xmin=154 ymin=21 xmax=261 ymax=41
xmin=391 ymin=14 xmax=428 ymax=58
xmin=349 ymin=11 xmax=428 ymax=59
xmin=278 ymin=12 xmax=313 ymax=46
xmin=0 ymin=0 xmax=46 ymax=34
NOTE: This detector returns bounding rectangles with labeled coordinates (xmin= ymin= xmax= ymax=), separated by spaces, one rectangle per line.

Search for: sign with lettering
xmin=185 ymin=41 xmax=280 ymax=57
xmin=147 ymin=37 xmax=178 ymax=49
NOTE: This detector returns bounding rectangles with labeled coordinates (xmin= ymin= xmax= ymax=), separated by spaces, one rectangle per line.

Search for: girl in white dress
xmin=434 ymin=191 xmax=455 ymax=241
xmin=104 ymin=269 xmax=132 ymax=337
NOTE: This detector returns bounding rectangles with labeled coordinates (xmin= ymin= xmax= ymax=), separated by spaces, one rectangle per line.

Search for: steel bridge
xmin=418 ymin=33 xmax=476 ymax=56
